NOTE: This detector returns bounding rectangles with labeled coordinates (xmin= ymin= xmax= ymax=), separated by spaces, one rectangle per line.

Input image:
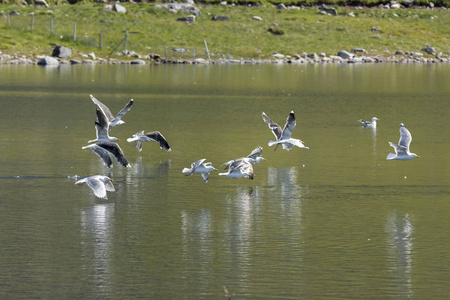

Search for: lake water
xmin=0 ymin=63 xmax=449 ymax=299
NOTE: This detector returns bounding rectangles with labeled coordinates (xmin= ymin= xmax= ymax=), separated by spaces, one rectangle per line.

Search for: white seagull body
xmin=386 ymin=123 xmax=419 ymax=160
xmin=127 ymin=131 xmax=171 ymax=152
xmin=82 ymin=142 xmax=130 ymax=168
xmin=75 ymin=175 xmax=115 ymax=199
xmin=262 ymin=111 xmax=309 ymax=151
xmin=88 ymin=109 xmax=119 ymax=143
xmin=182 ymin=159 xmax=217 ymax=183
xmin=90 ymin=94 xmax=133 ymax=128
xmin=219 ymin=161 xmax=254 ymax=180
xmin=358 ymin=117 xmax=379 ymax=128
xmin=222 ymin=146 xmax=265 ymax=170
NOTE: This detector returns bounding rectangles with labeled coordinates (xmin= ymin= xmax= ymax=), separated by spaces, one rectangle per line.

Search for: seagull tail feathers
xmin=386 ymin=153 xmax=396 ymax=160
xmin=182 ymin=168 xmax=192 ymax=174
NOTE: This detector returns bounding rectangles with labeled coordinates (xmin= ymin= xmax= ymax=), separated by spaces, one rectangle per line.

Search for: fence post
xmin=203 ymin=39 xmax=210 ymax=61
xmin=193 ymin=48 xmax=196 ymax=63
xmin=50 ymin=18 xmax=53 ymax=34
xmin=227 ymin=52 xmax=230 ymax=64
xmin=164 ymin=44 xmax=166 ymax=60
xmin=73 ymin=23 xmax=76 ymax=41
xmin=99 ymin=30 xmax=103 ymax=50
xmin=30 ymin=14 xmax=34 ymax=32
xmin=124 ymin=31 xmax=128 ymax=53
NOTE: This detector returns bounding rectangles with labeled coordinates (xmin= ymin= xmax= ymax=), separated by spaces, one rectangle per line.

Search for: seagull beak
xmin=110 ymin=179 xmax=115 ymax=182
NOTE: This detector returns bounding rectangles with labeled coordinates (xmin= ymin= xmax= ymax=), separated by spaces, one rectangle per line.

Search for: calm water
xmin=0 ymin=63 xmax=449 ymax=299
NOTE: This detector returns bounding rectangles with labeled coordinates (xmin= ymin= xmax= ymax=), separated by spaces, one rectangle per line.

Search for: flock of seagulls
xmin=75 ymin=99 xmax=419 ymax=199
xmin=77 ymin=95 xmax=171 ymax=199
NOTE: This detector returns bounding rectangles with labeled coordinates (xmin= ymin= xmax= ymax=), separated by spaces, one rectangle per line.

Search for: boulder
xmin=155 ymin=3 xmax=201 ymax=16
xmin=276 ymin=3 xmax=287 ymax=9
xmin=253 ymin=16 xmax=262 ymax=21
xmin=130 ymin=59 xmax=146 ymax=65
xmin=104 ymin=4 xmax=112 ymax=12
xmin=211 ymin=15 xmax=230 ymax=21
xmin=52 ymin=46 xmax=71 ymax=58
xmin=371 ymin=26 xmax=381 ymax=31
xmin=337 ymin=50 xmax=353 ymax=59
xmin=318 ymin=4 xmax=337 ymax=16
xmin=351 ymin=48 xmax=367 ymax=54
xmin=422 ymin=46 xmax=435 ymax=54
xmin=88 ymin=52 xmax=96 ymax=60
xmin=177 ymin=15 xmax=195 ymax=24
xmin=307 ymin=53 xmax=319 ymax=61
xmin=395 ymin=50 xmax=405 ymax=55
xmin=35 ymin=0 xmax=49 ymax=7
xmin=113 ymin=3 xmax=126 ymax=13
xmin=37 ymin=56 xmax=59 ymax=66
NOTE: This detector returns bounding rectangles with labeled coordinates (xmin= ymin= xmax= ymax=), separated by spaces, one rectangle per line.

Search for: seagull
xmin=182 ymin=159 xmax=217 ymax=183
xmin=222 ymin=146 xmax=265 ymax=170
xmin=218 ymin=161 xmax=254 ymax=180
xmin=127 ymin=131 xmax=171 ymax=152
xmin=90 ymin=94 xmax=133 ymax=128
xmin=358 ymin=117 xmax=379 ymax=128
xmin=75 ymin=175 xmax=115 ymax=199
xmin=82 ymin=142 xmax=130 ymax=168
xmin=262 ymin=111 xmax=309 ymax=151
xmin=88 ymin=109 xmax=119 ymax=143
xmin=386 ymin=123 xmax=419 ymax=160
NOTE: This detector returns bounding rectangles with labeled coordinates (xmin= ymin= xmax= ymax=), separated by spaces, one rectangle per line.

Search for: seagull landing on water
xmin=262 ymin=111 xmax=309 ymax=151
xmin=88 ymin=109 xmax=119 ymax=143
xmin=75 ymin=175 xmax=115 ymax=199
xmin=182 ymin=159 xmax=217 ymax=183
xmin=90 ymin=94 xmax=133 ymax=128
xmin=127 ymin=131 xmax=171 ymax=152
xmin=82 ymin=142 xmax=130 ymax=168
xmin=218 ymin=161 xmax=254 ymax=180
xmin=222 ymin=146 xmax=265 ymax=170
xmin=358 ymin=117 xmax=379 ymax=128
xmin=386 ymin=123 xmax=419 ymax=160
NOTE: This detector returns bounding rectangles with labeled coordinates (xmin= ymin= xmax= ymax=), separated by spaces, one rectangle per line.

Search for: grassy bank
xmin=0 ymin=2 xmax=449 ymax=60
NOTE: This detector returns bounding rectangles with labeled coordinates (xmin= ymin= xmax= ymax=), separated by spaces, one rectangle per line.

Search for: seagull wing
xmin=112 ymin=99 xmax=133 ymax=123
xmin=86 ymin=144 xmax=113 ymax=168
xmin=262 ymin=112 xmax=282 ymax=140
xmin=145 ymin=131 xmax=172 ymax=151
xmin=190 ymin=158 xmax=206 ymax=172
xmin=91 ymin=95 xmax=115 ymax=121
xmin=98 ymin=142 xmax=130 ymax=167
xmin=281 ymin=111 xmax=296 ymax=140
xmin=246 ymin=146 xmax=263 ymax=160
xmin=201 ymin=172 xmax=210 ymax=183
xmin=398 ymin=124 xmax=412 ymax=151
xmin=85 ymin=176 xmax=107 ymax=199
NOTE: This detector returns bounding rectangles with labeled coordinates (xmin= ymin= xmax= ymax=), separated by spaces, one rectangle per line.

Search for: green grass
xmin=0 ymin=2 xmax=449 ymax=60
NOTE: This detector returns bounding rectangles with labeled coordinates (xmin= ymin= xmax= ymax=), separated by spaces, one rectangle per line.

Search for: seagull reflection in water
xmin=80 ymin=203 xmax=115 ymax=295
xmin=385 ymin=211 xmax=414 ymax=298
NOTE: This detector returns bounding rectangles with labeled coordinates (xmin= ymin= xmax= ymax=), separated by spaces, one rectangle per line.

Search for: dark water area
xmin=0 ymin=63 xmax=449 ymax=299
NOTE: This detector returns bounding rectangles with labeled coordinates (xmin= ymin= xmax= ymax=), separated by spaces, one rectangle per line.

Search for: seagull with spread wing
xmin=182 ymin=159 xmax=217 ymax=183
xmin=75 ymin=175 xmax=115 ymax=199
xmin=219 ymin=161 xmax=254 ymax=180
xmin=262 ymin=111 xmax=309 ymax=151
xmin=386 ymin=123 xmax=419 ymax=160
xmin=222 ymin=146 xmax=265 ymax=170
xmin=127 ymin=131 xmax=171 ymax=152
xmin=90 ymin=94 xmax=133 ymax=128
xmin=82 ymin=142 xmax=130 ymax=168
xmin=87 ymin=109 xmax=119 ymax=143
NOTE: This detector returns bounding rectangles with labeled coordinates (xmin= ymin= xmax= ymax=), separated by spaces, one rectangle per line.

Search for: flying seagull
xmin=88 ymin=109 xmax=119 ymax=143
xmin=222 ymin=146 xmax=265 ymax=170
xmin=218 ymin=161 xmax=254 ymax=180
xmin=182 ymin=159 xmax=217 ymax=183
xmin=358 ymin=117 xmax=379 ymax=128
xmin=90 ymin=94 xmax=133 ymax=128
xmin=262 ymin=111 xmax=309 ymax=151
xmin=127 ymin=131 xmax=171 ymax=152
xmin=386 ymin=123 xmax=419 ymax=160
xmin=82 ymin=142 xmax=130 ymax=168
xmin=75 ymin=175 xmax=115 ymax=199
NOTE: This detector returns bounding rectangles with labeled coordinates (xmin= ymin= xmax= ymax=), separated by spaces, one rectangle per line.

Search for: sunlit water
xmin=0 ymin=63 xmax=450 ymax=299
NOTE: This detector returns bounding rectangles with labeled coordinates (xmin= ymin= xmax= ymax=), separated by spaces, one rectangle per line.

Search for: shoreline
xmin=1 ymin=53 xmax=449 ymax=65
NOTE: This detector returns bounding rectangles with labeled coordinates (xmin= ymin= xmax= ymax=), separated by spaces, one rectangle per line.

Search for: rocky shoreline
xmin=1 ymin=49 xmax=449 ymax=66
